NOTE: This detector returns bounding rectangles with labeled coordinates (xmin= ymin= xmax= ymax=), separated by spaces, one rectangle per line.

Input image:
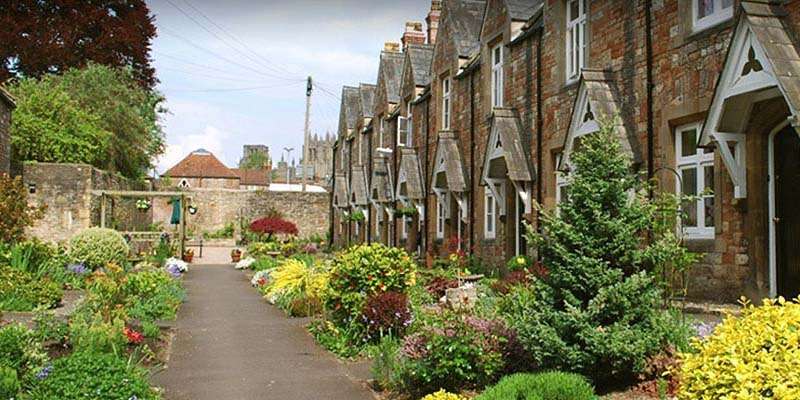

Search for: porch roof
xmin=333 ymin=174 xmax=349 ymax=208
xmin=432 ymin=131 xmax=467 ymax=193
xmin=397 ymin=148 xmax=425 ymax=200
xmin=482 ymin=108 xmax=533 ymax=182
xmin=370 ymin=156 xmax=394 ymax=203
xmin=349 ymin=168 xmax=369 ymax=206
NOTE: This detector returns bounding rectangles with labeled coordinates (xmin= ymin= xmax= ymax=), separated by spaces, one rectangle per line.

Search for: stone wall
xmin=151 ymin=187 xmax=330 ymax=240
xmin=23 ymin=163 xmax=148 ymax=242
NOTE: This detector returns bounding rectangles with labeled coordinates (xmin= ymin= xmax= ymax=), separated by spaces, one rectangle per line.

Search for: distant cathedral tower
xmin=301 ymin=131 xmax=335 ymax=184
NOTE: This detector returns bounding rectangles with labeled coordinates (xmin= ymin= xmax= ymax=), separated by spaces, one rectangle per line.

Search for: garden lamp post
xmin=283 ymin=147 xmax=294 ymax=184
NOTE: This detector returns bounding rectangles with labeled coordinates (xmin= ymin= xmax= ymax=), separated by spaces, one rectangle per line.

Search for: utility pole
xmin=303 ymin=76 xmax=312 ymax=192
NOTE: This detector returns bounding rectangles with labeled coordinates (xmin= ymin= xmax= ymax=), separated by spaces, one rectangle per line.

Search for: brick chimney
xmin=402 ymin=21 xmax=426 ymax=49
xmin=426 ymin=0 xmax=442 ymax=45
xmin=384 ymin=42 xmax=401 ymax=53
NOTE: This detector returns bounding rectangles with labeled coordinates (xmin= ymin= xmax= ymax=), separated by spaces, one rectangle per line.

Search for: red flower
xmin=124 ymin=327 xmax=144 ymax=345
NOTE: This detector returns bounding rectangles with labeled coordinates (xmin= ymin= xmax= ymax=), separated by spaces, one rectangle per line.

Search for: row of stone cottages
xmin=328 ymin=0 xmax=800 ymax=303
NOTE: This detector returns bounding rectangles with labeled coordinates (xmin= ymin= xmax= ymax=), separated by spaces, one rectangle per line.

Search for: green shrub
xmin=246 ymin=241 xmax=280 ymax=258
xmin=0 ymin=174 xmax=46 ymax=244
xmin=26 ymin=351 xmax=160 ymax=400
xmin=476 ymin=372 xmax=596 ymax=400
xmin=326 ymin=244 xmax=417 ymax=327
xmin=68 ymin=227 xmax=129 ymax=270
xmin=68 ymin=311 xmax=127 ymax=354
xmin=678 ymin=297 xmax=800 ymax=399
xmin=0 ymin=324 xmax=48 ymax=383
xmin=252 ymin=256 xmax=280 ymax=271
xmin=0 ymin=366 xmax=20 ymax=400
xmin=390 ymin=311 xmax=526 ymax=396
xmin=122 ymin=269 xmax=185 ymax=323
xmin=510 ymin=123 xmax=693 ymax=385
xmin=0 ymin=266 xmax=63 ymax=311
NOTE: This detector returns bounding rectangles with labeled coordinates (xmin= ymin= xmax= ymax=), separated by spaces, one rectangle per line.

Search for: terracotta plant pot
xmin=231 ymin=250 xmax=242 ymax=263
xmin=183 ymin=253 xmax=194 ymax=263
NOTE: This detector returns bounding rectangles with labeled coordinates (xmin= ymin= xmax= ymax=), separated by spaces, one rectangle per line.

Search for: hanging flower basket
xmin=136 ymin=199 xmax=151 ymax=212
xmin=394 ymin=206 xmax=417 ymax=218
xmin=346 ymin=210 xmax=365 ymax=223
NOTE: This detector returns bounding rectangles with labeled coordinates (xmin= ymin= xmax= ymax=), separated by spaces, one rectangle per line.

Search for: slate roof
xmin=349 ymin=168 xmax=369 ymax=206
xmin=358 ymin=84 xmax=377 ymax=118
xmin=700 ymin=0 xmax=800 ymax=144
xmin=370 ymin=156 xmax=394 ymax=203
xmin=506 ymin=0 xmax=543 ymax=21
xmin=561 ymin=69 xmax=636 ymax=168
xmin=397 ymin=148 xmax=425 ymax=200
xmin=163 ymin=149 xmax=238 ymax=179
xmin=483 ymin=108 xmax=533 ymax=182
xmin=380 ymin=51 xmax=405 ymax=104
xmin=334 ymin=173 xmax=349 ymax=208
xmin=432 ymin=131 xmax=467 ymax=192
xmin=448 ymin=0 xmax=487 ymax=58
xmin=231 ymin=168 xmax=269 ymax=186
xmin=407 ymin=44 xmax=434 ymax=87
xmin=341 ymin=86 xmax=361 ymax=131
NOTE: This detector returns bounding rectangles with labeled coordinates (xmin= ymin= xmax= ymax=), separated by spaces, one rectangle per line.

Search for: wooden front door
xmin=774 ymin=126 xmax=800 ymax=298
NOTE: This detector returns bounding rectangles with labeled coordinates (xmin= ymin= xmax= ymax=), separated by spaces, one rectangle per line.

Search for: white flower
xmin=235 ymin=257 xmax=256 ymax=270
xmin=165 ymin=257 xmax=189 ymax=273
xmin=250 ymin=269 xmax=273 ymax=287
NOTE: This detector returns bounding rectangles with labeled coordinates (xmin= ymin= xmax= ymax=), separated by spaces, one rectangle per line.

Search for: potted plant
xmin=394 ymin=205 xmax=417 ymax=218
xmin=182 ymin=248 xmax=194 ymax=263
xmin=231 ymin=248 xmax=242 ymax=263
xmin=135 ymin=199 xmax=151 ymax=212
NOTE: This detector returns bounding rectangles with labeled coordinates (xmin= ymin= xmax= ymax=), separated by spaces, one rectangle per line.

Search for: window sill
xmin=687 ymin=18 xmax=734 ymax=42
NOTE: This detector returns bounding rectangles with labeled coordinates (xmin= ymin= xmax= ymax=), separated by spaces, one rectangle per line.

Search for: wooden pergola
xmin=92 ymin=190 xmax=193 ymax=256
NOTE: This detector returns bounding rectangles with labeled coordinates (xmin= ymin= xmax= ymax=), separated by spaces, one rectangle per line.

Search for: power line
xmin=157 ymin=65 xmax=274 ymax=83
xmin=164 ymin=81 xmax=304 ymax=93
xmin=179 ymin=0 xmax=302 ymax=79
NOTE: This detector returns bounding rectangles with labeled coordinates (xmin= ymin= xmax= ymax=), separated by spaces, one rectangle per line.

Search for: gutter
xmin=468 ymin=66 xmax=476 ymax=252
xmin=329 ymin=141 xmax=337 ymax=248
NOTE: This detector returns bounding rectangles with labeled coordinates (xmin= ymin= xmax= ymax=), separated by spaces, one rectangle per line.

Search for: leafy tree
xmin=0 ymin=174 xmax=45 ymax=244
xmin=0 ymin=0 xmax=157 ymax=88
xmin=505 ymin=120 xmax=692 ymax=385
xmin=239 ymin=151 xmax=271 ymax=170
xmin=9 ymin=64 xmax=165 ymax=178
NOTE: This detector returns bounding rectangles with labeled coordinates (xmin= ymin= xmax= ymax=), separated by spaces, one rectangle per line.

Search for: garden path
xmin=153 ymin=263 xmax=375 ymax=400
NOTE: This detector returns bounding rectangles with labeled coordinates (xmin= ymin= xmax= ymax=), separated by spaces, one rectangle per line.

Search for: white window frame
xmin=376 ymin=208 xmax=383 ymax=242
xmin=442 ymin=77 xmax=452 ymax=130
xmin=401 ymin=215 xmax=409 ymax=240
xmin=355 ymin=218 xmax=360 ymax=236
xmin=692 ymin=0 xmax=733 ymax=33
xmin=484 ymin=185 xmax=499 ymax=239
xmin=358 ymin=135 xmax=363 ymax=165
xmin=491 ymin=44 xmax=504 ymax=108
xmin=555 ymin=153 xmax=569 ymax=207
xmin=565 ymin=0 xmax=587 ymax=83
xmin=379 ymin=118 xmax=385 ymax=148
xmin=676 ymin=122 xmax=715 ymax=239
xmin=436 ymin=193 xmax=447 ymax=239
xmin=406 ymin=102 xmax=413 ymax=147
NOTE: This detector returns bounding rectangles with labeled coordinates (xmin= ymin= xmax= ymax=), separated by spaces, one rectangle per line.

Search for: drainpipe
xmin=645 ymin=0 xmax=655 ymax=193
xmin=329 ymin=143 xmax=337 ymax=248
xmin=424 ymin=98 xmax=430 ymax=259
xmin=536 ymin=31 xmax=543 ymax=231
xmin=367 ymin=129 xmax=373 ymax=245
xmin=468 ymin=70 xmax=476 ymax=252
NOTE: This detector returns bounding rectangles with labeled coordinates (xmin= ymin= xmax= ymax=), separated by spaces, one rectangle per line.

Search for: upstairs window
xmin=406 ymin=102 xmax=413 ymax=147
xmin=379 ymin=118 xmax=385 ymax=148
xmin=398 ymin=102 xmax=413 ymax=147
xmin=442 ymin=77 xmax=452 ymax=130
xmin=693 ymin=0 xmax=733 ymax=32
xmin=676 ymin=123 xmax=715 ymax=239
xmin=491 ymin=44 xmax=504 ymax=108
xmin=566 ymin=0 xmax=587 ymax=83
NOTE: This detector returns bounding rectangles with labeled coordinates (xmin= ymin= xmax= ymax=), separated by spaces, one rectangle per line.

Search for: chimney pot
xmin=401 ymin=21 xmax=426 ymax=49
xmin=426 ymin=0 xmax=442 ymax=45
xmin=384 ymin=42 xmax=401 ymax=53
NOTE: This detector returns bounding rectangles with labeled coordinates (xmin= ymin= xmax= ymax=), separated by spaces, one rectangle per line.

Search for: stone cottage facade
xmin=331 ymin=0 xmax=800 ymax=303
xmin=0 ymin=87 xmax=15 ymax=176
xmin=162 ymin=149 xmax=241 ymax=189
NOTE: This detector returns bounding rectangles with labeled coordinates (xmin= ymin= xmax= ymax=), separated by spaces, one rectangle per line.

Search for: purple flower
xmin=166 ymin=264 xmax=182 ymax=278
xmin=67 ymin=263 xmax=88 ymax=275
xmin=693 ymin=322 xmax=717 ymax=339
xmin=36 ymin=365 xmax=53 ymax=380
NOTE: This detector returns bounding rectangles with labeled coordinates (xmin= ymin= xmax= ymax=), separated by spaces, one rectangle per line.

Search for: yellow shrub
xmin=420 ymin=390 xmax=464 ymax=400
xmin=265 ymin=258 xmax=329 ymax=312
xmin=678 ymin=297 xmax=800 ymax=400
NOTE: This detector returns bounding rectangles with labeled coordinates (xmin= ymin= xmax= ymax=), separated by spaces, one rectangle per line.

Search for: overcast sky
xmin=148 ymin=0 xmax=430 ymax=173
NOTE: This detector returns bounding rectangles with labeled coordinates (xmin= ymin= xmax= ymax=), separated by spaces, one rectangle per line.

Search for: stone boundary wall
xmin=23 ymin=163 xmax=148 ymax=242
xmin=152 ymin=188 xmax=329 ymax=240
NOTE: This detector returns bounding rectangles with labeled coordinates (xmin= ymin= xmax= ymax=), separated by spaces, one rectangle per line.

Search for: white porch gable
xmin=481 ymin=108 xmax=534 ymax=215
xmin=699 ymin=1 xmax=800 ymax=199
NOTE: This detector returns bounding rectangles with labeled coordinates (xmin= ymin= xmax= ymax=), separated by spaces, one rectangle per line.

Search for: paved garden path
xmin=153 ymin=263 xmax=375 ymax=400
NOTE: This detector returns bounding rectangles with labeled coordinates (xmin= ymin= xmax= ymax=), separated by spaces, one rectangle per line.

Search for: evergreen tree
xmin=509 ymin=120 xmax=691 ymax=384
